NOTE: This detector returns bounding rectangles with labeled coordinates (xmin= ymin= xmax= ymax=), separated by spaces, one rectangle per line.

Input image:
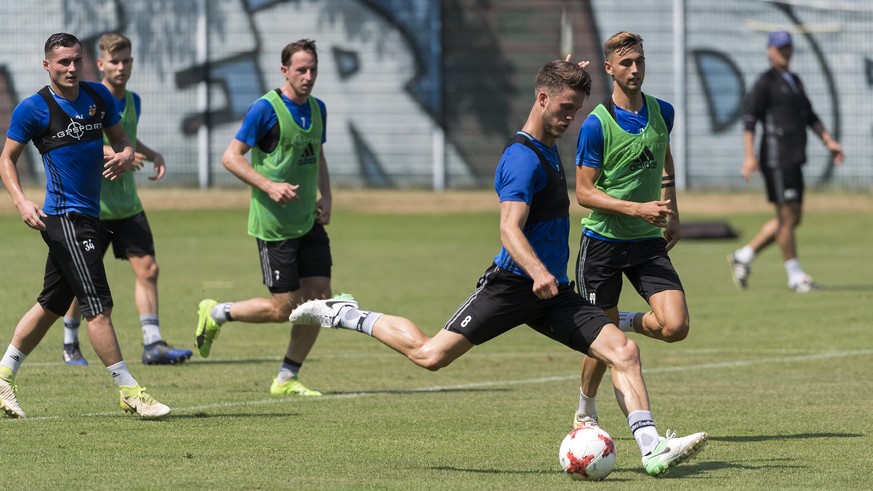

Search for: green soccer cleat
xmin=119 ymin=384 xmax=171 ymax=419
xmin=270 ymin=377 xmax=323 ymax=396
xmin=642 ymin=430 xmax=708 ymax=477
xmin=195 ymin=299 xmax=221 ymax=358
xmin=0 ymin=368 xmax=25 ymax=419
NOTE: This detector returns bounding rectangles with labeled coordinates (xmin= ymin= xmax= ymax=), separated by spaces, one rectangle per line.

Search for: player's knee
xmin=608 ymin=337 xmax=641 ymax=371
xmin=144 ymin=261 xmax=160 ymax=282
xmin=661 ymin=318 xmax=689 ymax=343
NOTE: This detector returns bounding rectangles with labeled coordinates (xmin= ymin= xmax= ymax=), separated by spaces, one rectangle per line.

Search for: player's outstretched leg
xmin=642 ymin=430 xmax=708 ymax=477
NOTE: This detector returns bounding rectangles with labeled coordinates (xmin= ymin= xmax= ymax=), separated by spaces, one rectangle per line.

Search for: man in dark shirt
xmin=728 ymin=29 xmax=843 ymax=292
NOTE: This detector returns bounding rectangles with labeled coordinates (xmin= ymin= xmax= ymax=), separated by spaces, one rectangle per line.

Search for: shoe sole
xmin=143 ymin=353 xmax=193 ymax=365
xmin=1 ymin=401 xmax=25 ymax=419
xmin=726 ymin=254 xmax=747 ymax=290
xmin=653 ymin=433 xmax=708 ymax=477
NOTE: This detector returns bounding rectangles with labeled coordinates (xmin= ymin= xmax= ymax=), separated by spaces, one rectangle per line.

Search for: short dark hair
xmin=534 ymin=60 xmax=592 ymax=97
xmin=45 ymin=33 xmax=81 ymax=57
xmin=281 ymin=39 xmax=317 ymax=66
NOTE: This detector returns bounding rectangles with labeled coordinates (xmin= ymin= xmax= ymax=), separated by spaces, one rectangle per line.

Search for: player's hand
xmin=636 ymin=200 xmax=673 ymax=227
xmin=132 ymin=152 xmax=147 ymax=171
xmin=532 ymin=272 xmax=559 ymax=300
xmin=103 ymin=150 xmax=133 ymax=180
xmin=315 ymin=196 xmax=332 ymax=225
xmin=564 ymin=54 xmax=590 ymax=70
xmin=741 ymin=155 xmax=759 ymax=182
xmin=149 ymin=152 xmax=166 ymax=181
xmin=663 ymin=216 xmax=681 ymax=251
xmin=826 ymin=139 xmax=844 ymax=166
xmin=267 ymin=181 xmax=300 ymax=204
xmin=16 ymin=199 xmax=47 ymax=231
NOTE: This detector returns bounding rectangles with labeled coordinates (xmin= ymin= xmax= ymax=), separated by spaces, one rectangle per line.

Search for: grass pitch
xmin=1 ymin=191 xmax=871 ymax=490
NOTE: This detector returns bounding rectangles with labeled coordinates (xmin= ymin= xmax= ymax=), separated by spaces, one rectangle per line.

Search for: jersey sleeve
xmin=656 ymin=98 xmax=674 ymax=134
xmin=6 ymin=95 xmax=48 ymax=144
xmin=132 ymin=91 xmax=142 ymax=122
xmin=743 ymin=74 xmax=768 ymax=132
xmin=315 ymin=97 xmax=327 ymax=144
xmin=234 ymin=98 xmax=276 ymax=148
xmin=575 ymin=114 xmax=604 ymax=169
xmin=494 ymin=143 xmax=543 ymax=204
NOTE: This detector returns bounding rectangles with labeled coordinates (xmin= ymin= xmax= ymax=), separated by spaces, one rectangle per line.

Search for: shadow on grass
xmin=710 ymin=432 xmax=863 ymax=442
xmin=327 ymin=387 xmax=510 ymax=396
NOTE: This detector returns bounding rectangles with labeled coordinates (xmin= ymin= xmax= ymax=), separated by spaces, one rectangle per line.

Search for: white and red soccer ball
xmin=558 ymin=425 xmax=617 ymax=481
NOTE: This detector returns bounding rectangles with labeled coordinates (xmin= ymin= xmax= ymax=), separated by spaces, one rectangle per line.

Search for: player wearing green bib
xmin=61 ymin=32 xmax=192 ymax=367
xmin=570 ymin=32 xmax=694 ymax=432
xmin=194 ymin=39 xmax=335 ymax=397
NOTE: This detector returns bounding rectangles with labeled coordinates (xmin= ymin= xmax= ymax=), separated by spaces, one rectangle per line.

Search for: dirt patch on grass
xmin=2 ymin=187 xmax=871 ymax=216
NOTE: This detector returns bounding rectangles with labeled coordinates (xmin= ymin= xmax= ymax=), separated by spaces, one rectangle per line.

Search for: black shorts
xmin=100 ymin=211 xmax=155 ymax=259
xmin=760 ymin=163 xmax=804 ymax=204
xmin=575 ymin=234 xmax=683 ymax=309
xmin=443 ymin=264 xmax=610 ymax=354
xmin=256 ymin=224 xmax=332 ymax=294
xmin=38 ymin=213 xmax=113 ymax=318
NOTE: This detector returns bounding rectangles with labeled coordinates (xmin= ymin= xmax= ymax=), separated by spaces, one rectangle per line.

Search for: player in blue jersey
xmin=61 ymin=32 xmax=192 ymax=367
xmin=194 ymin=39 xmax=334 ymax=397
xmin=0 ymin=33 xmax=170 ymax=419
xmin=290 ymin=58 xmax=707 ymax=477
xmin=570 ymin=32 xmax=692 ymax=434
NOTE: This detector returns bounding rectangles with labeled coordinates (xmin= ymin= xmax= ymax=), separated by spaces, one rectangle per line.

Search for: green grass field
xmin=1 ymin=193 xmax=872 ymax=490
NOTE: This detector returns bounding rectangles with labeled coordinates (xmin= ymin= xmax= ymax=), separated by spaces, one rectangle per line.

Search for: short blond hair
xmin=603 ymin=31 xmax=643 ymax=59
xmin=98 ymin=32 xmax=131 ymax=57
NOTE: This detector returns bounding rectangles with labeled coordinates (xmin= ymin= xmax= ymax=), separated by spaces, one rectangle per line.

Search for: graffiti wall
xmin=0 ymin=0 xmax=870 ymax=190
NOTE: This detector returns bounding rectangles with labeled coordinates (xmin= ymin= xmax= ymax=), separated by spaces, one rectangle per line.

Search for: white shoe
xmin=120 ymin=385 xmax=171 ymax=419
xmin=0 ymin=375 xmax=26 ymax=419
xmin=789 ymin=274 xmax=822 ymax=293
xmin=289 ymin=294 xmax=358 ymax=328
xmin=642 ymin=430 xmax=708 ymax=477
xmin=572 ymin=410 xmax=599 ymax=429
xmin=727 ymin=253 xmax=750 ymax=289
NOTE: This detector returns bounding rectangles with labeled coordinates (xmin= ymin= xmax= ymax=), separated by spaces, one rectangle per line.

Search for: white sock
xmin=734 ymin=246 xmax=755 ymax=264
xmin=106 ymin=361 xmax=138 ymax=387
xmin=63 ymin=316 xmax=81 ymax=345
xmin=784 ymin=258 xmax=806 ymax=284
xmin=338 ymin=307 xmax=383 ymax=335
xmin=628 ymin=409 xmax=661 ymax=456
xmin=0 ymin=345 xmax=27 ymax=377
xmin=140 ymin=314 xmax=162 ymax=345
xmin=618 ymin=311 xmax=641 ymax=333
xmin=210 ymin=302 xmax=233 ymax=325
xmin=577 ymin=389 xmax=597 ymax=418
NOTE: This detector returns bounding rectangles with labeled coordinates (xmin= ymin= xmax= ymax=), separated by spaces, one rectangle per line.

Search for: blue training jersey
xmin=493 ymin=132 xmax=571 ymax=283
xmin=7 ymin=81 xmax=121 ymax=217
xmin=235 ymin=92 xmax=327 ymax=147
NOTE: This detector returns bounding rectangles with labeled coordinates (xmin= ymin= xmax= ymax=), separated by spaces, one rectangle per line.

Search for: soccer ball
xmin=558 ymin=425 xmax=616 ymax=481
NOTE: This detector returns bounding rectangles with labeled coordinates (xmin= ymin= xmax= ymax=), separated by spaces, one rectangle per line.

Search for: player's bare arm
xmin=134 ymin=139 xmax=166 ymax=180
xmin=741 ymin=129 xmax=759 ymax=181
xmin=315 ymin=148 xmax=332 ymax=225
xmin=221 ymin=138 xmax=299 ymax=204
xmin=499 ymin=200 xmax=558 ymax=299
xmin=810 ymin=121 xmax=844 ymax=165
xmin=575 ymin=164 xmax=672 ymax=227
xmin=0 ymin=138 xmax=47 ymax=230
xmin=103 ymin=123 xmax=135 ymax=180
xmin=661 ymin=144 xmax=681 ymax=250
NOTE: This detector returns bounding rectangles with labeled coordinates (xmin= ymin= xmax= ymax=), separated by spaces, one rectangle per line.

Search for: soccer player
xmin=194 ymin=39 xmax=334 ymax=396
xmin=0 ymin=33 xmax=170 ymax=419
xmin=571 ymin=31 xmax=690 ymax=430
xmin=728 ymin=29 xmax=844 ymax=292
xmin=291 ymin=58 xmax=707 ymax=477
xmin=61 ymin=32 xmax=193 ymax=366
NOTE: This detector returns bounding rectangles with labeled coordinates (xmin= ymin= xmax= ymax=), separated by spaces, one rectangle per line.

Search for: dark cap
xmin=768 ymin=30 xmax=792 ymax=48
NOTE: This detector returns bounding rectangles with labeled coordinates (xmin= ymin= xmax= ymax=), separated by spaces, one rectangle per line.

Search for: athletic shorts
xmin=100 ymin=211 xmax=155 ymax=259
xmin=443 ymin=264 xmax=611 ymax=354
xmin=575 ymin=234 xmax=683 ymax=310
xmin=38 ymin=213 xmax=113 ymax=318
xmin=256 ymin=224 xmax=332 ymax=294
xmin=760 ymin=163 xmax=804 ymax=204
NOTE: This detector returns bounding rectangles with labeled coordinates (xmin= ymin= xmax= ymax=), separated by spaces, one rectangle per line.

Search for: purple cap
xmin=768 ymin=30 xmax=792 ymax=48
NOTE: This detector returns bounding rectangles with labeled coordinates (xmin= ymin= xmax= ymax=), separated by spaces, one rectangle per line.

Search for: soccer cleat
xmin=119 ymin=384 xmax=171 ymax=419
xmin=195 ymin=299 xmax=221 ymax=358
xmin=642 ymin=430 xmax=708 ymax=477
xmin=62 ymin=342 xmax=89 ymax=366
xmin=0 ymin=371 xmax=26 ymax=419
xmin=727 ymin=253 xmax=750 ymax=289
xmin=789 ymin=274 xmax=822 ymax=293
xmin=142 ymin=341 xmax=194 ymax=365
xmin=572 ymin=410 xmax=599 ymax=429
xmin=270 ymin=377 xmax=323 ymax=396
xmin=289 ymin=293 xmax=358 ymax=328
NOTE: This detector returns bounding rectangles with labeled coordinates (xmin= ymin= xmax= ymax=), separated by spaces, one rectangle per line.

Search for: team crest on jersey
xmin=88 ymin=104 xmax=97 ymax=117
